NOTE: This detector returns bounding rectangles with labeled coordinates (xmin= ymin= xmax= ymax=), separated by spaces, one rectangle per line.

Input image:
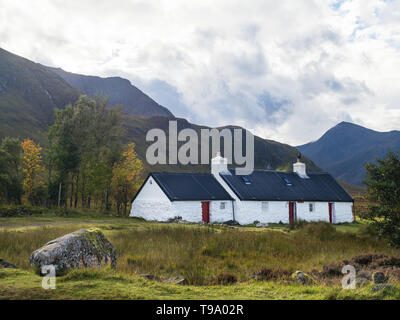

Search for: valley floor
xmin=1 ymin=268 xmax=400 ymax=300
xmin=1 ymin=212 xmax=400 ymax=300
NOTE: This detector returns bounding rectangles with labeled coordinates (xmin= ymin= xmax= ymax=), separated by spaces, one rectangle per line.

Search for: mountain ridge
xmin=298 ymin=121 xmax=400 ymax=185
xmin=0 ymin=46 xmax=321 ymax=177
xmin=0 ymin=47 xmax=80 ymax=142
xmin=46 ymin=66 xmax=173 ymax=117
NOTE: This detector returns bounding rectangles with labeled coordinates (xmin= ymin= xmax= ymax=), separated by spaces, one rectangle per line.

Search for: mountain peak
xmin=298 ymin=122 xmax=400 ymax=185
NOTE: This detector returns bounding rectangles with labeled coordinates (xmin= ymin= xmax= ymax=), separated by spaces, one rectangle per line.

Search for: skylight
xmin=241 ymin=176 xmax=251 ymax=185
xmin=283 ymin=177 xmax=292 ymax=186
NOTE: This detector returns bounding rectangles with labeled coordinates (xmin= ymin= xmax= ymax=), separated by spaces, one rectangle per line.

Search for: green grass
xmin=1 ymin=213 xmax=399 ymax=299
xmin=1 ymin=268 xmax=400 ymax=300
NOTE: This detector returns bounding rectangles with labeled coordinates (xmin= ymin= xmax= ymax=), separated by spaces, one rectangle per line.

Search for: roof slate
xmin=150 ymin=172 xmax=234 ymax=201
xmin=219 ymin=169 xmax=353 ymax=202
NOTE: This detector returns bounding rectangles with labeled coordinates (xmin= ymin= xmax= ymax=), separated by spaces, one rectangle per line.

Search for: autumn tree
xmin=21 ymin=138 xmax=45 ymax=205
xmin=111 ymin=143 xmax=143 ymax=216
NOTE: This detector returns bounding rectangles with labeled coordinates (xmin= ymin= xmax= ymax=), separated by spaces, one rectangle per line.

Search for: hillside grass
xmin=1 ymin=204 xmax=399 ymax=299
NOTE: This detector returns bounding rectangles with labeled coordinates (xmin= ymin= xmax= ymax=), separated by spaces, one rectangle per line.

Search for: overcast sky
xmin=1 ymin=0 xmax=399 ymax=145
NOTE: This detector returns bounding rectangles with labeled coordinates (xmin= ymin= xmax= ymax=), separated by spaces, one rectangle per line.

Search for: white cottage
xmin=130 ymin=154 xmax=354 ymax=224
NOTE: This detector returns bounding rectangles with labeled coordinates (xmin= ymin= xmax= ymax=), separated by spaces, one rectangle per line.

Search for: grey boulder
xmin=30 ymin=228 xmax=116 ymax=275
xmin=163 ymin=276 xmax=188 ymax=285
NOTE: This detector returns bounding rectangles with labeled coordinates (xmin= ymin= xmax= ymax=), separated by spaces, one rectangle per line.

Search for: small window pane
xmin=220 ymin=202 xmax=226 ymax=209
xmin=309 ymin=203 xmax=314 ymax=212
xmin=262 ymin=202 xmax=269 ymax=212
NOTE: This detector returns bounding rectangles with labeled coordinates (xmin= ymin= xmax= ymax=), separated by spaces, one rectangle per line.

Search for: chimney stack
xmin=293 ymin=152 xmax=308 ymax=178
xmin=211 ymin=152 xmax=229 ymax=176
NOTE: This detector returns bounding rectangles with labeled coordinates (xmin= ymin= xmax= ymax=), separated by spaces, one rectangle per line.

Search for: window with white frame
xmin=309 ymin=202 xmax=315 ymax=212
xmin=262 ymin=201 xmax=269 ymax=212
xmin=220 ymin=202 xmax=226 ymax=210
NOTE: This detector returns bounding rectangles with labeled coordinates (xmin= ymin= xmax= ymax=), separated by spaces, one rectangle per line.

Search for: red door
xmin=202 ymin=201 xmax=210 ymax=224
xmin=329 ymin=202 xmax=333 ymax=224
xmin=289 ymin=202 xmax=296 ymax=223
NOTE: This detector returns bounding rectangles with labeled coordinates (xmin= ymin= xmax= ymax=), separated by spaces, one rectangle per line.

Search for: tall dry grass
xmin=108 ymin=223 xmax=399 ymax=284
xmin=1 ymin=222 xmax=399 ymax=285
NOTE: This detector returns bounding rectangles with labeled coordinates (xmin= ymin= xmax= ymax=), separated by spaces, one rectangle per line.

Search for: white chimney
xmin=211 ymin=152 xmax=229 ymax=176
xmin=293 ymin=153 xmax=309 ymax=178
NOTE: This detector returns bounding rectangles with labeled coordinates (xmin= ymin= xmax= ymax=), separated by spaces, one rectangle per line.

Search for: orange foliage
xmin=21 ymin=138 xmax=44 ymax=200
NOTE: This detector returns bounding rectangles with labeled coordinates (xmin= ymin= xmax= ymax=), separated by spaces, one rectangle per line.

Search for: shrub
xmin=212 ymin=273 xmax=237 ymax=285
xmin=251 ymin=268 xmax=292 ymax=281
xmin=298 ymin=222 xmax=337 ymax=240
xmin=359 ymin=223 xmax=380 ymax=238
xmin=0 ymin=205 xmax=43 ymax=217
xmin=287 ymin=219 xmax=309 ymax=231
xmin=321 ymin=263 xmax=343 ymax=278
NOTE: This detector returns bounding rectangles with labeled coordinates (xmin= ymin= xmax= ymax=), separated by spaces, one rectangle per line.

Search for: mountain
xmin=46 ymin=66 xmax=173 ymax=117
xmin=0 ymin=47 xmax=320 ymax=175
xmin=0 ymin=47 xmax=80 ymax=142
xmin=122 ymin=115 xmax=321 ymax=174
xmin=298 ymin=121 xmax=400 ymax=185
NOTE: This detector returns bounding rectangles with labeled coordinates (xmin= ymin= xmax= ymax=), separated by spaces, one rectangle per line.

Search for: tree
xmin=362 ymin=150 xmax=400 ymax=247
xmin=21 ymin=138 xmax=45 ymax=205
xmin=47 ymin=94 xmax=124 ymax=208
xmin=0 ymin=137 xmax=23 ymax=204
xmin=111 ymin=143 xmax=143 ymax=216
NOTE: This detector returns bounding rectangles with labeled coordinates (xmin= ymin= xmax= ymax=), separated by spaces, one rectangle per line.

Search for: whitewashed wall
xmin=296 ymin=201 xmax=353 ymax=223
xmin=233 ymin=201 xmax=287 ymax=224
xmin=172 ymin=200 xmax=234 ymax=223
xmin=131 ymin=175 xmax=354 ymax=224
xmin=130 ymin=176 xmax=235 ymax=222
xmin=297 ymin=202 xmax=330 ymax=222
xmin=130 ymin=176 xmax=175 ymax=221
xmin=210 ymin=201 xmax=234 ymax=222
xmin=333 ymin=202 xmax=354 ymax=223
xmin=235 ymin=201 xmax=354 ymax=224
xmin=212 ymin=174 xmax=290 ymax=224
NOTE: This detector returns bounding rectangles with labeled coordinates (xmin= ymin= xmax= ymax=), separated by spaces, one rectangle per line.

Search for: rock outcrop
xmin=163 ymin=276 xmax=188 ymax=285
xmin=30 ymin=228 xmax=116 ymax=275
xmin=292 ymin=270 xmax=315 ymax=285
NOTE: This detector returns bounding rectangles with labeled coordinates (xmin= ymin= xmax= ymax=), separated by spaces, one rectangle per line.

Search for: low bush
xmin=287 ymin=219 xmax=309 ymax=231
xmin=0 ymin=206 xmax=42 ymax=217
xmin=251 ymin=268 xmax=292 ymax=281
xmin=212 ymin=273 xmax=237 ymax=285
xmin=298 ymin=222 xmax=338 ymax=241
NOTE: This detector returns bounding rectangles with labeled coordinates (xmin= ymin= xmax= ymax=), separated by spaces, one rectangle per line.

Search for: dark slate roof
xmin=150 ymin=172 xmax=234 ymax=201
xmin=219 ymin=169 xmax=353 ymax=202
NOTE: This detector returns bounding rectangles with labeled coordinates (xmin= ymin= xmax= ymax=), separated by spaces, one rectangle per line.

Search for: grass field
xmin=1 ymin=210 xmax=400 ymax=300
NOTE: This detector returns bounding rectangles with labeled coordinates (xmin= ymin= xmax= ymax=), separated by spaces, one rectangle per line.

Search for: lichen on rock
xmin=30 ymin=228 xmax=116 ymax=275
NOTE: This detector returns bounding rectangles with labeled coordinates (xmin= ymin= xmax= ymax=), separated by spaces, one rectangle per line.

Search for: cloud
xmin=0 ymin=0 xmax=399 ymax=145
